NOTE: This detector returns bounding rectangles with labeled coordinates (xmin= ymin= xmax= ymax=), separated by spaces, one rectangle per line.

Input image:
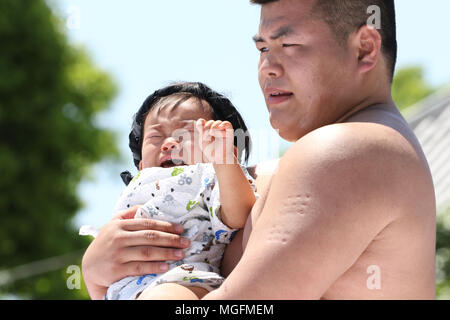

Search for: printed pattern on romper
xmin=106 ymin=163 xmax=256 ymax=299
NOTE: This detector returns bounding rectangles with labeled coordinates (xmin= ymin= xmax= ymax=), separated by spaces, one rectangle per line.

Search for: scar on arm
xmin=266 ymin=193 xmax=312 ymax=245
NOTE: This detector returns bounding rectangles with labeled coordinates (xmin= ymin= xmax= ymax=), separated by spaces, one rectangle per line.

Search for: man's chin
xmin=279 ymin=130 xmax=302 ymax=143
xmin=269 ymin=117 xmax=301 ymax=142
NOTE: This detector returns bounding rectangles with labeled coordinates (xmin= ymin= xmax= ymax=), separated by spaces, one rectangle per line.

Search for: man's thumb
xmin=114 ymin=205 xmax=140 ymax=220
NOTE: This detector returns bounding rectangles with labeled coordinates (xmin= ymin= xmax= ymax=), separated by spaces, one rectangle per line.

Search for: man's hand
xmin=81 ymin=205 xmax=191 ymax=299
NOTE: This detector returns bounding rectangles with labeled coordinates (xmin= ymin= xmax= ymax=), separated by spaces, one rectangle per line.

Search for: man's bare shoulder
xmin=279 ymin=121 xmax=434 ymax=219
xmin=288 ymin=119 xmax=428 ymax=170
xmin=284 ymin=121 xmax=418 ymax=169
xmin=294 ymin=121 xmax=418 ymax=158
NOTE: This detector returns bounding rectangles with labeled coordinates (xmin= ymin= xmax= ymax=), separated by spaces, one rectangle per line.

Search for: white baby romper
xmin=105 ymin=163 xmax=256 ymax=300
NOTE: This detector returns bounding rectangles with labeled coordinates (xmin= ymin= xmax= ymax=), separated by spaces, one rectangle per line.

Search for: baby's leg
xmin=137 ymin=283 xmax=209 ymax=300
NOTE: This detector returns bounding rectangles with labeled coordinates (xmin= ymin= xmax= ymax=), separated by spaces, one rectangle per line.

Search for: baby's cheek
xmin=181 ymin=140 xmax=200 ymax=164
xmin=141 ymin=146 xmax=159 ymax=169
xmin=170 ymin=146 xmax=184 ymax=163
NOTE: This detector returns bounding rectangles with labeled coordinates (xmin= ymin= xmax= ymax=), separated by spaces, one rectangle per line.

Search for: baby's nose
xmin=161 ymin=138 xmax=179 ymax=152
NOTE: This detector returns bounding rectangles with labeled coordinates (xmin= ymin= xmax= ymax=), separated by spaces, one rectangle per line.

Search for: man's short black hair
xmin=251 ymin=0 xmax=397 ymax=81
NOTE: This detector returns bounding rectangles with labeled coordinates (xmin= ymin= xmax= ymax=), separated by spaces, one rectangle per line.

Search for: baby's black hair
xmin=127 ymin=81 xmax=252 ymax=171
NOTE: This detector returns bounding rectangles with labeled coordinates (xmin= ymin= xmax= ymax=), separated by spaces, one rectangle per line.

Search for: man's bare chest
xmin=242 ymin=176 xmax=273 ymax=250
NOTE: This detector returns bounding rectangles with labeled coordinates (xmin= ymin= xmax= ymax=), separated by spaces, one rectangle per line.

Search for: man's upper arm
xmin=211 ymin=125 xmax=401 ymax=299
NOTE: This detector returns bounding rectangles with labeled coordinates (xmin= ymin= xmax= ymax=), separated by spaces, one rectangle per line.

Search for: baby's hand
xmin=195 ymin=119 xmax=236 ymax=164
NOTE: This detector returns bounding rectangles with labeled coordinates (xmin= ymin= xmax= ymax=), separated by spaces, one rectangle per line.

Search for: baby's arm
xmin=196 ymin=118 xmax=256 ymax=229
xmin=214 ymin=161 xmax=256 ymax=229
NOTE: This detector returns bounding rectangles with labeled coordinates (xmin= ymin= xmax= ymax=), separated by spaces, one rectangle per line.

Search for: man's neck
xmin=335 ymin=92 xmax=396 ymax=124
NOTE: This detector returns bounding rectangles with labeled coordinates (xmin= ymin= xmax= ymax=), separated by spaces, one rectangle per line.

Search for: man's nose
xmin=259 ymin=55 xmax=283 ymax=79
xmin=161 ymin=137 xmax=179 ymax=152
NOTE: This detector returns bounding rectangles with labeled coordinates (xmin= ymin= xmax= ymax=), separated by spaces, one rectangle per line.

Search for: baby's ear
xmin=233 ymin=146 xmax=238 ymax=157
xmin=139 ymin=160 xmax=143 ymax=171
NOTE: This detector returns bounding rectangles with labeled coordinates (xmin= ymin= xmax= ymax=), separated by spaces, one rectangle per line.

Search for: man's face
xmin=255 ymin=0 xmax=357 ymax=141
xmin=139 ymin=97 xmax=213 ymax=170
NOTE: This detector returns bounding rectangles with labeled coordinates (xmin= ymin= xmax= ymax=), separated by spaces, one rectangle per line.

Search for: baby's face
xmin=139 ymin=97 xmax=214 ymax=170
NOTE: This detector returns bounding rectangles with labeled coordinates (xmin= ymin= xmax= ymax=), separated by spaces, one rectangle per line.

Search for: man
xmin=82 ymin=0 xmax=436 ymax=299
xmin=204 ymin=0 xmax=436 ymax=299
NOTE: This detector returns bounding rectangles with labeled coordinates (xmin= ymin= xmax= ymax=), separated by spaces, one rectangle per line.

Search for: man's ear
xmin=139 ymin=160 xmax=143 ymax=171
xmin=350 ymin=24 xmax=382 ymax=74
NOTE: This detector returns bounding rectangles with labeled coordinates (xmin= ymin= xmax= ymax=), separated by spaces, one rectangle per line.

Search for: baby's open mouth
xmin=160 ymin=158 xmax=186 ymax=168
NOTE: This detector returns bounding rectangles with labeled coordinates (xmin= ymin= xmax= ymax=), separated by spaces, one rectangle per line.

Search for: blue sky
xmin=51 ymin=0 xmax=450 ymax=228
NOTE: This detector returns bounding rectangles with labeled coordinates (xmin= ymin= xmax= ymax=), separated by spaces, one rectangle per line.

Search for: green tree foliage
xmin=437 ymin=210 xmax=450 ymax=299
xmin=0 ymin=0 xmax=118 ymax=298
xmin=392 ymin=65 xmax=435 ymax=111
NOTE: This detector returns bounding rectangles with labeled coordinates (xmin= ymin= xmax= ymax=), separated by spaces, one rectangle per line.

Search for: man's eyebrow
xmin=252 ymin=25 xmax=295 ymax=43
xmin=252 ymin=34 xmax=265 ymax=43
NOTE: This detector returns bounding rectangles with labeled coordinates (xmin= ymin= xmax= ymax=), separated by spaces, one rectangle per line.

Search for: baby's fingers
xmin=209 ymin=121 xmax=233 ymax=139
xmin=203 ymin=120 xmax=215 ymax=129
xmin=210 ymin=120 xmax=223 ymax=130
xmin=218 ymin=121 xmax=233 ymax=130
xmin=196 ymin=118 xmax=206 ymax=131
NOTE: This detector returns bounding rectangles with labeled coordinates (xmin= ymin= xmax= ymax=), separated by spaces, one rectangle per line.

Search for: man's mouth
xmin=266 ymin=88 xmax=294 ymax=104
xmin=160 ymin=158 xmax=186 ymax=168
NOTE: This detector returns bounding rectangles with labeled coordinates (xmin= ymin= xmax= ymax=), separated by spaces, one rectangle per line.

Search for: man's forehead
xmin=259 ymin=0 xmax=315 ymax=32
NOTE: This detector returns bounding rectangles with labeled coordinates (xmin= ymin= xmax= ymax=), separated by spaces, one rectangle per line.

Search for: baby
xmin=106 ymin=82 xmax=257 ymax=300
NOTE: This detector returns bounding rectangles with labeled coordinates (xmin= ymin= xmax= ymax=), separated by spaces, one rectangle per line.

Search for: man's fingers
xmin=119 ymin=246 xmax=185 ymax=264
xmin=120 ymin=229 xmax=190 ymax=248
xmin=122 ymin=218 xmax=184 ymax=235
xmin=122 ymin=261 xmax=171 ymax=276
xmin=114 ymin=205 xmax=141 ymax=220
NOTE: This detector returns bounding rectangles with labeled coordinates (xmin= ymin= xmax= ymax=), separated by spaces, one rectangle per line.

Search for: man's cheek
xmin=258 ymin=73 xmax=265 ymax=91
